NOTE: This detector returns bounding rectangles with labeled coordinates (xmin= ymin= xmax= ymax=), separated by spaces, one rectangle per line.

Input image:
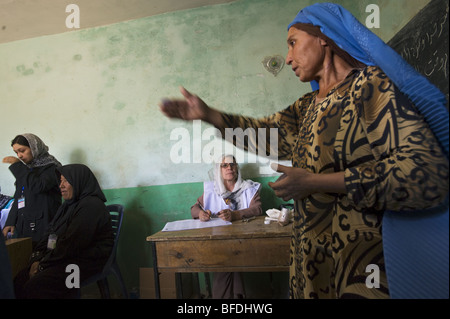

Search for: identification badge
xmin=18 ymin=197 xmax=25 ymax=209
xmin=47 ymin=234 xmax=57 ymax=250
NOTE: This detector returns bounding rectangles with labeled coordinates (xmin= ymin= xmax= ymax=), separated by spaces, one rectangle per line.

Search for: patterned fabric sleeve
xmin=218 ymin=93 xmax=314 ymax=161
xmin=344 ymin=67 xmax=449 ymax=211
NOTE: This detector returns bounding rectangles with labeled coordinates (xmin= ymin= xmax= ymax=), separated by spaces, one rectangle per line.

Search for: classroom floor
xmin=80 ymin=272 xmax=289 ymax=299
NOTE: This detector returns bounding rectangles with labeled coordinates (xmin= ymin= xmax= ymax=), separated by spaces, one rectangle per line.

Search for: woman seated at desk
xmin=191 ymin=154 xmax=262 ymax=299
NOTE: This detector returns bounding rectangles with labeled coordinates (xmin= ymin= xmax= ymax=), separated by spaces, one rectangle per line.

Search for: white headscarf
xmin=212 ymin=154 xmax=258 ymax=211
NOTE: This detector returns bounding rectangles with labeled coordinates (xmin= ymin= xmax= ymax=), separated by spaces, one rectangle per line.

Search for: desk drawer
xmin=155 ymin=237 xmax=290 ymax=272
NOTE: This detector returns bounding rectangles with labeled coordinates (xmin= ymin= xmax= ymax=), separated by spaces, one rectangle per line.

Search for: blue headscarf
xmin=288 ymin=2 xmax=449 ymax=157
xmin=288 ymin=3 xmax=449 ymax=299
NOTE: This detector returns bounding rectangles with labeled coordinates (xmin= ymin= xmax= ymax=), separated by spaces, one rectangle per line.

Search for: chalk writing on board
xmin=388 ymin=0 xmax=449 ymax=101
xmin=399 ymin=11 xmax=448 ymax=79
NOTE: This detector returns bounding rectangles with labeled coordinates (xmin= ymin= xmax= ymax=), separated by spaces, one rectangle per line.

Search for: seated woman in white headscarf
xmin=191 ymin=154 xmax=262 ymax=298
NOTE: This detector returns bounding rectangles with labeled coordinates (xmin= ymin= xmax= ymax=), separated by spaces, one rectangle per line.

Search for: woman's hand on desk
xmin=199 ymin=209 xmax=212 ymax=222
xmin=218 ymin=209 xmax=233 ymax=222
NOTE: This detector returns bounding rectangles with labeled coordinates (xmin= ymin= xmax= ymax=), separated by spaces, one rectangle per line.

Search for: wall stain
xmin=16 ymin=64 xmax=34 ymax=76
xmin=16 ymin=62 xmax=52 ymax=76
xmin=109 ymin=35 xmax=122 ymax=43
xmin=114 ymin=101 xmax=126 ymax=110
xmin=126 ymin=116 xmax=135 ymax=125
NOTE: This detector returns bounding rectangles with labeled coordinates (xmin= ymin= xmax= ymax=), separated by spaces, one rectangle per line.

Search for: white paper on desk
xmin=161 ymin=218 xmax=232 ymax=232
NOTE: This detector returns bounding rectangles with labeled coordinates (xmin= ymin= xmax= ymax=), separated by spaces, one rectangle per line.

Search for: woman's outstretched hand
xmin=159 ymin=87 xmax=225 ymax=128
xmin=159 ymin=87 xmax=209 ymax=121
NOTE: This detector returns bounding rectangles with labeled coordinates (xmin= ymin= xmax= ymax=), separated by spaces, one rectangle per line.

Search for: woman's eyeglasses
xmin=220 ymin=163 xmax=237 ymax=168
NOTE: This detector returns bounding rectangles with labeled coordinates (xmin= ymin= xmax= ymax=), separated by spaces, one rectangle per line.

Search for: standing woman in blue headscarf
xmin=160 ymin=3 xmax=449 ymax=298
xmin=2 ymin=134 xmax=62 ymax=247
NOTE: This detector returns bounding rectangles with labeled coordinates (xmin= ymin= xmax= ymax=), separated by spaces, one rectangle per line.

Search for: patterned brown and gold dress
xmin=216 ymin=66 xmax=449 ymax=299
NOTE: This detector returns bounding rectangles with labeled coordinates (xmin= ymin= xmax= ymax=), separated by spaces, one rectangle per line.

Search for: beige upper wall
xmin=0 ymin=0 xmax=432 ymax=195
xmin=0 ymin=0 xmax=237 ymax=44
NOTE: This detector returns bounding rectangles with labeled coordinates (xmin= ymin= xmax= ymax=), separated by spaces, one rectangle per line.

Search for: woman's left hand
xmin=269 ymin=164 xmax=346 ymax=201
xmin=268 ymin=164 xmax=314 ymax=201
xmin=218 ymin=209 xmax=233 ymax=222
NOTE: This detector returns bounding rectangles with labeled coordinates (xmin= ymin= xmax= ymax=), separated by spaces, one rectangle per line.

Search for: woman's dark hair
xmin=11 ymin=135 xmax=30 ymax=148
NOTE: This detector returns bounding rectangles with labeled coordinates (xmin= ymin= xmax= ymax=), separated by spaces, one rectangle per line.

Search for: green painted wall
xmin=0 ymin=0 xmax=430 ymax=297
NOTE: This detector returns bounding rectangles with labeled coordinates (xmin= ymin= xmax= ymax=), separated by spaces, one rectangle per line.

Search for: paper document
xmin=162 ymin=218 xmax=232 ymax=232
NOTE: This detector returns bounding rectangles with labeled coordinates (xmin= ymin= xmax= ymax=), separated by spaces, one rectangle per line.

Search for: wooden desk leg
xmin=151 ymin=242 xmax=161 ymax=299
xmin=175 ymin=273 xmax=183 ymax=299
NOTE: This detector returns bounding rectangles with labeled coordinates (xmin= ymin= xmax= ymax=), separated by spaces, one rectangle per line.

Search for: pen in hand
xmin=198 ymin=202 xmax=212 ymax=221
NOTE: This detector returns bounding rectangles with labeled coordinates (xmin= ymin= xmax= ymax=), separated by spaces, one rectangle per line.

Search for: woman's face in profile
xmin=59 ymin=175 xmax=74 ymax=200
xmin=12 ymin=143 xmax=33 ymax=164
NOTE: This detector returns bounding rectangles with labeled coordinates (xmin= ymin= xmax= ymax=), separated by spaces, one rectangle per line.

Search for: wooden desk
xmin=146 ymin=216 xmax=292 ymax=298
xmin=5 ymin=237 xmax=32 ymax=278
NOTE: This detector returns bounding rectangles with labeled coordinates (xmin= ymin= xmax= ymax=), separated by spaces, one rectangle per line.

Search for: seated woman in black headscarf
xmin=14 ymin=164 xmax=114 ymax=299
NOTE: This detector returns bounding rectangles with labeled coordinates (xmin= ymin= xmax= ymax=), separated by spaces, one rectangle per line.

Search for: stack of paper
xmin=162 ymin=218 xmax=232 ymax=232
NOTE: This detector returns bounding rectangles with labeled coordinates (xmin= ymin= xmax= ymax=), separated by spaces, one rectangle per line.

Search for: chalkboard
xmin=388 ymin=0 xmax=449 ymax=107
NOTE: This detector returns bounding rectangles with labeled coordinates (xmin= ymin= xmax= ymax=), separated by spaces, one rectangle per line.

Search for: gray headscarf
xmin=20 ymin=133 xmax=61 ymax=168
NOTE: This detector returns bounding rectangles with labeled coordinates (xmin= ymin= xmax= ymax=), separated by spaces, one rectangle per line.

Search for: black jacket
xmin=33 ymin=196 xmax=114 ymax=273
xmin=5 ymin=162 xmax=61 ymax=244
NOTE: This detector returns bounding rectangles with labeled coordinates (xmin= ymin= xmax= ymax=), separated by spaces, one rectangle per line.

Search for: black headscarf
xmin=44 ymin=164 xmax=106 ymax=236
xmin=55 ymin=164 xmax=106 ymax=205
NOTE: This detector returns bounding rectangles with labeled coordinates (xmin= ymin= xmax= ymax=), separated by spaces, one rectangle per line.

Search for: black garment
xmin=5 ymin=162 xmax=61 ymax=246
xmin=14 ymin=164 xmax=114 ymax=299
xmin=0 ymin=235 xmax=15 ymax=299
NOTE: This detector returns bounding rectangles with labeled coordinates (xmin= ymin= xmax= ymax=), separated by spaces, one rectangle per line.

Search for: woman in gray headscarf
xmin=2 ymin=134 xmax=62 ymax=246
